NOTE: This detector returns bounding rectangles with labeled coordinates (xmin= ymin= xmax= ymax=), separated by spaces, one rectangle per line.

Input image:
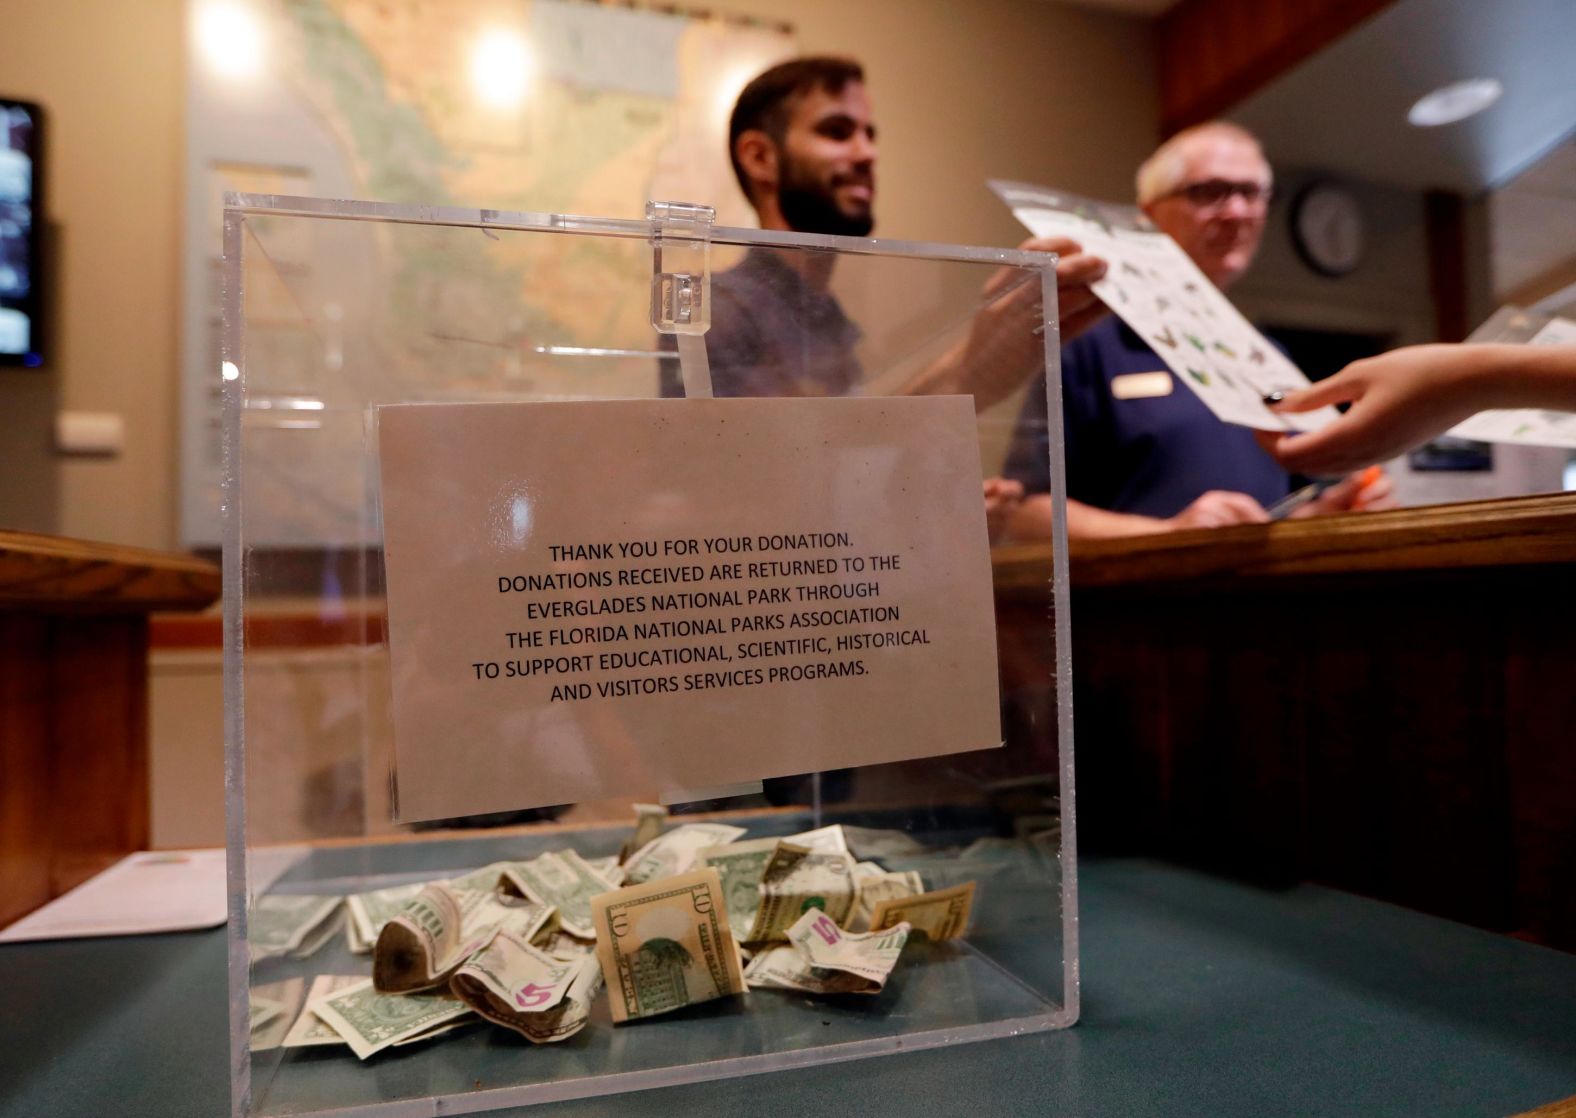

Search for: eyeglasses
xmin=1161 ymin=179 xmax=1274 ymax=210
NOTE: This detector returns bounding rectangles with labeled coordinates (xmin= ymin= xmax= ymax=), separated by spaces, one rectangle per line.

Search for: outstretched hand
xmin=1258 ymin=345 xmax=1488 ymax=475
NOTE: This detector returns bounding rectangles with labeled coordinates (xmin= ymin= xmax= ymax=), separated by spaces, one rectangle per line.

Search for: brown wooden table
xmin=995 ymin=492 xmax=1576 ymax=950
xmin=0 ymin=530 xmax=220 ymax=927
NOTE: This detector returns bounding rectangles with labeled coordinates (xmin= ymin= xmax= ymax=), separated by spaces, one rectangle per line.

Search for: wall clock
xmin=1291 ymin=182 xmax=1365 ymax=277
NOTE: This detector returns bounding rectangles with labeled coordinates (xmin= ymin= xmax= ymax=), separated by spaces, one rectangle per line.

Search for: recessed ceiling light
xmin=1408 ymin=78 xmax=1503 ymax=127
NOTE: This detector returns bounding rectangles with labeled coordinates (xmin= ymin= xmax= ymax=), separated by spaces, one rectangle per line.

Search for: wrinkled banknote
xmin=697 ymin=837 xmax=778 ymax=942
xmin=745 ymin=843 xmax=856 ymax=943
xmin=310 ymin=978 xmax=474 ymax=1060
xmin=249 ymin=895 xmax=342 ymax=961
xmin=618 ymin=803 xmax=669 ymax=865
xmin=591 ymin=866 xmax=747 ymax=1023
xmin=541 ymin=929 xmax=596 ymax=961
xmin=373 ymin=884 xmax=551 ymax=993
xmin=248 ymin=977 xmax=303 ymax=1051
xmin=842 ymin=826 xmax=927 ymax=861
xmin=447 ymin=862 xmax=512 ymax=893
xmin=868 ymin=881 xmax=975 ymax=941
xmin=502 ymin=850 xmax=617 ymax=938
xmin=281 ymin=974 xmax=365 ymax=1048
xmin=621 ymin=823 xmax=748 ymax=886
xmin=346 ymin=883 xmax=425 ymax=954
xmin=781 ymin=824 xmax=849 ymax=854
xmin=451 ymin=930 xmax=601 ymax=1043
xmin=849 ymin=865 xmax=924 ymax=932
xmin=745 ymin=910 xmax=910 ymax=996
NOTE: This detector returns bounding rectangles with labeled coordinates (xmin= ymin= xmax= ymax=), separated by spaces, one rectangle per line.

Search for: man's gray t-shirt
xmin=659 ymin=247 xmax=862 ymax=398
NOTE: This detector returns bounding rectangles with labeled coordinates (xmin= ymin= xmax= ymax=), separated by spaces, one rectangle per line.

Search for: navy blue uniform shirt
xmin=1004 ymin=316 xmax=1290 ymax=519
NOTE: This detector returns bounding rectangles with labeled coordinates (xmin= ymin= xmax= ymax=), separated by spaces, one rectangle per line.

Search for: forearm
xmin=1458 ymin=344 xmax=1576 ymax=411
xmin=901 ymin=339 xmax=1001 ymax=411
xmin=1004 ymin=494 xmax=1169 ymax=541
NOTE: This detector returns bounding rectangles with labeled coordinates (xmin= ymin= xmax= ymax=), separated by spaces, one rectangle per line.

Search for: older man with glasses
xmin=1002 ymin=122 xmax=1388 ymax=540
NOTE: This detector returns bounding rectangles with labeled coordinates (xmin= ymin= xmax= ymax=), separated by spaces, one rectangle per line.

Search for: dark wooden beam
xmin=1426 ymin=188 xmax=1470 ymax=342
xmin=1158 ymin=0 xmax=1397 ymax=135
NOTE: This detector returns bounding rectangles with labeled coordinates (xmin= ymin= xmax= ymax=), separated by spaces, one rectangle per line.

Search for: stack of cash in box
xmin=248 ymin=808 xmax=978 ymax=1059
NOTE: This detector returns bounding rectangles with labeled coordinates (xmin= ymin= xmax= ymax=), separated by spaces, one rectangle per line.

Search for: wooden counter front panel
xmin=0 ymin=614 xmax=152 ymax=928
xmin=0 ymin=532 xmax=213 ymax=928
xmin=1070 ymin=567 xmax=1574 ymax=948
xmin=0 ymin=616 xmax=53 ymax=927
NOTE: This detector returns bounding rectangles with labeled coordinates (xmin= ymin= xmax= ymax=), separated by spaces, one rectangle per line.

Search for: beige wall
xmin=0 ymin=0 xmax=185 ymax=548
xmin=1232 ymin=167 xmax=1437 ymax=348
xmin=724 ymin=0 xmax=1160 ymax=250
xmin=0 ymin=0 xmax=1155 ymax=550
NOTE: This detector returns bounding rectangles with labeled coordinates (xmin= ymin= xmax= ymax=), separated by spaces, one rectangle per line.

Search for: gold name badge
xmin=1111 ymin=371 xmax=1174 ymax=400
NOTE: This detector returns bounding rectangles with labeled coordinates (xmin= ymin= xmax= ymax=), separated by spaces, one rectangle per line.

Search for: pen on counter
xmin=1265 ymin=479 xmax=1332 ymax=520
xmin=1266 ymin=465 xmax=1385 ymax=520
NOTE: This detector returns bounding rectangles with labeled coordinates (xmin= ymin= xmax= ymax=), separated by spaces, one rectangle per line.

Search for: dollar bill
xmin=849 ymin=866 xmax=924 ymax=932
xmin=788 ymin=909 xmax=909 ymax=983
xmin=868 ymin=881 xmax=975 ymax=941
xmin=531 ymin=949 xmax=604 ymax=1042
xmin=250 ymin=998 xmax=283 ymax=1033
xmin=346 ymin=882 xmax=425 ymax=953
xmin=292 ymin=907 xmax=344 ymax=959
xmin=591 ymin=866 xmax=747 ymax=1023
xmin=697 ymin=837 xmax=778 ymax=943
xmin=346 ymin=917 xmax=371 ymax=955
xmin=248 ymin=975 xmax=305 ymax=1051
xmin=249 ymin=895 xmax=342 ymax=961
xmin=621 ymin=823 xmax=747 ymax=886
xmin=541 ymin=929 xmax=596 ymax=961
xmin=447 ymin=862 xmax=512 ymax=893
xmin=390 ymin=1018 xmax=477 ymax=1047
xmin=501 ymin=850 xmax=617 ymax=938
xmin=781 ymin=824 xmax=849 ymax=854
xmin=745 ymin=910 xmax=911 ymax=995
xmin=745 ymin=843 xmax=856 ymax=943
xmin=584 ymin=855 xmax=621 ymax=879
xmin=282 ymin=974 xmax=365 ymax=1048
xmin=451 ymin=930 xmax=601 ymax=1043
xmin=842 ymin=826 xmax=927 ymax=861
xmin=310 ymin=978 xmax=474 ymax=1060
xmin=373 ymin=884 xmax=548 ymax=993
xmin=618 ymin=803 xmax=669 ymax=865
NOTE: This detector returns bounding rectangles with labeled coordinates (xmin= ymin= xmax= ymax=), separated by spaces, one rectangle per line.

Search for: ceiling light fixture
xmin=1408 ymin=78 xmax=1503 ymax=127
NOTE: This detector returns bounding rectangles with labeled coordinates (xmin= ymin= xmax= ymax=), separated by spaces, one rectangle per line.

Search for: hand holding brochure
xmin=991 ymin=180 xmax=1337 ymax=433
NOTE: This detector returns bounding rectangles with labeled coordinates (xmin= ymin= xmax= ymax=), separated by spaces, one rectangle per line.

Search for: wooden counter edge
xmin=0 ymin=529 xmax=221 ymax=612
xmin=993 ymin=491 xmax=1576 ymax=593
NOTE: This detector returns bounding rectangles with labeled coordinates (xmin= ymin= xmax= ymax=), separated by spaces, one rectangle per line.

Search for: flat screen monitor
xmin=0 ymin=98 xmax=42 ymax=367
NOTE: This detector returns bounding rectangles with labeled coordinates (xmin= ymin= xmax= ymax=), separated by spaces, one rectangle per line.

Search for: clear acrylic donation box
xmin=223 ymin=194 xmax=1076 ymax=1116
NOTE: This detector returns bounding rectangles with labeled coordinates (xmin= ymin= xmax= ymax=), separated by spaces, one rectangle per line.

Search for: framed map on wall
xmin=181 ymin=0 xmax=795 ymax=546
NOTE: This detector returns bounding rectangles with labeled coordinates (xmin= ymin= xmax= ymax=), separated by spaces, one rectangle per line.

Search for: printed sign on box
xmin=377 ymin=396 xmax=1003 ymax=820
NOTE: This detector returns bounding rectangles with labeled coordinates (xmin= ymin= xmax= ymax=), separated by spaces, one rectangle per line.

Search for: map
xmin=183 ymin=0 xmax=794 ymax=544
